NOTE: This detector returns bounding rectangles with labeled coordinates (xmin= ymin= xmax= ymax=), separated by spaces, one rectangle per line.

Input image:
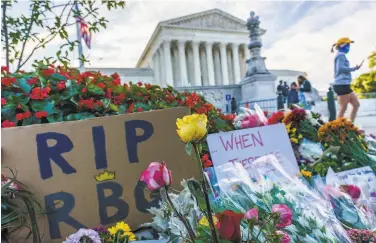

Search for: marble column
xmin=178 ymin=40 xmax=188 ymax=87
xmin=219 ymin=42 xmax=229 ymax=85
xmin=158 ymin=48 xmax=166 ymax=87
xmin=152 ymin=52 xmax=160 ymax=85
xmin=192 ymin=41 xmax=202 ymax=86
xmin=213 ymin=46 xmax=222 ymax=85
xmin=172 ymin=45 xmax=180 ymax=86
xmin=231 ymin=43 xmax=241 ymax=83
xmin=205 ymin=42 xmax=215 ymax=85
xmin=243 ymin=44 xmax=251 ymax=61
xmin=163 ymin=41 xmax=173 ymax=86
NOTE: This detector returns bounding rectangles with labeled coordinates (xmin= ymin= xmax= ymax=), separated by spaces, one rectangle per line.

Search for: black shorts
xmin=333 ymin=85 xmax=352 ymax=96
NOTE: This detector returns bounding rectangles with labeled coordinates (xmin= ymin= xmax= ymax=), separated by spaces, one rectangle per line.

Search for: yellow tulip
xmin=176 ymin=114 xmax=208 ymax=143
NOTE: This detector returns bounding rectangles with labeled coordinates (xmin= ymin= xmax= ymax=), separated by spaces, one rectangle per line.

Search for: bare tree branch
xmin=2 ymin=1 xmax=10 ymax=68
xmin=17 ymin=1 xmax=73 ymax=70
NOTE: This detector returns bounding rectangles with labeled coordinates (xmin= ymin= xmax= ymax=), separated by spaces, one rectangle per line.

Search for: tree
xmin=1 ymin=0 xmax=126 ymax=71
xmin=352 ymin=50 xmax=376 ymax=94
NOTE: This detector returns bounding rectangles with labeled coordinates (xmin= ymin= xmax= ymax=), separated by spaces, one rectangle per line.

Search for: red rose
xmin=216 ymin=210 xmax=244 ymax=242
xmin=23 ymin=111 xmax=31 ymax=119
xmin=16 ymin=113 xmax=24 ymax=120
xmin=97 ymin=82 xmax=106 ymax=89
xmin=41 ymin=68 xmax=55 ymax=77
xmin=137 ymin=82 xmax=143 ymax=87
xmin=137 ymin=107 xmax=143 ymax=112
xmin=56 ymin=81 xmax=66 ymax=91
xmin=82 ymin=87 xmax=87 ymax=93
xmin=1 ymin=98 xmax=6 ymax=106
xmin=2 ymin=120 xmax=16 ymax=128
xmin=35 ymin=111 xmax=48 ymax=119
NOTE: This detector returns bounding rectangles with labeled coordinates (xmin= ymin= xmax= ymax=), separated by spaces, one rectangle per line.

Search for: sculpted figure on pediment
xmin=168 ymin=13 xmax=246 ymax=31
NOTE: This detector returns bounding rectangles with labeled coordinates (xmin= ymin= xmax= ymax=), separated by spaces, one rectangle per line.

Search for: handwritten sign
xmin=335 ymin=166 xmax=376 ymax=199
xmin=206 ymin=124 xmax=299 ymax=177
xmin=1 ymin=107 xmax=199 ymax=242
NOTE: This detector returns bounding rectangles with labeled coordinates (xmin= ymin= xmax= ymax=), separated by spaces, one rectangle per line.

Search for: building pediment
xmin=160 ymin=9 xmax=256 ymax=32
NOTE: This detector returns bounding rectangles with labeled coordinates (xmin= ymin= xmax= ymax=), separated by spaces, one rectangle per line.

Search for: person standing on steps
xmin=283 ymin=81 xmax=289 ymax=105
xmin=297 ymin=75 xmax=313 ymax=110
xmin=332 ymin=37 xmax=363 ymax=122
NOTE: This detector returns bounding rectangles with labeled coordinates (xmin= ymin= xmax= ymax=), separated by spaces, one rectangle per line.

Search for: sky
xmin=2 ymin=0 xmax=376 ymax=91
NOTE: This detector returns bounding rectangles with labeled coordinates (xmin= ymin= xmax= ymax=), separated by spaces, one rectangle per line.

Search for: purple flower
xmin=63 ymin=229 xmax=101 ymax=243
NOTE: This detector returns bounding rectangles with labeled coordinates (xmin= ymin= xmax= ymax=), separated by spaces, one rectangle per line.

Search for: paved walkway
xmin=355 ymin=116 xmax=376 ymax=135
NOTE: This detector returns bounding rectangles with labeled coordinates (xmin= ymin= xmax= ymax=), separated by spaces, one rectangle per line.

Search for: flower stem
xmin=193 ymin=144 xmax=219 ymax=243
xmin=162 ymin=187 xmax=196 ymax=242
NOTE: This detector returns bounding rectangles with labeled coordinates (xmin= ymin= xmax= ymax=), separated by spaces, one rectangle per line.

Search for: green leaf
xmin=47 ymin=112 xmax=63 ymax=123
xmin=119 ymin=105 xmax=127 ymax=114
xmin=88 ymin=84 xmax=105 ymax=95
xmin=18 ymin=78 xmax=32 ymax=94
xmin=100 ymin=98 xmax=111 ymax=109
xmin=51 ymin=73 xmax=68 ymax=81
xmin=186 ymin=179 xmax=207 ymax=212
xmin=64 ymin=112 xmax=96 ymax=121
xmin=60 ymin=86 xmax=78 ymax=100
xmin=185 ymin=142 xmax=192 ymax=155
xmin=109 ymin=103 xmax=119 ymax=112
xmin=1 ymin=103 xmax=17 ymax=121
xmin=30 ymin=100 xmax=57 ymax=115
xmin=215 ymin=118 xmax=227 ymax=130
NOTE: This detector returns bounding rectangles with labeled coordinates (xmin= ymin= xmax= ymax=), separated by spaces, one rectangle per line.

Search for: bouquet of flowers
xmin=212 ymin=155 xmax=351 ymax=243
xmin=233 ymin=106 xmax=267 ymax=130
xmin=318 ymin=118 xmax=374 ymax=172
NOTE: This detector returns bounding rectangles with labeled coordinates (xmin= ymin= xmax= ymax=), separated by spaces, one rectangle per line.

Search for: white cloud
xmin=3 ymin=1 xmax=375 ymax=92
xmin=263 ymin=1 xmax=376 ymax=90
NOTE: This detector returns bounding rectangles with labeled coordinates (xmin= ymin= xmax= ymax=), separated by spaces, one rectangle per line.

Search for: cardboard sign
xmin=1 ymin=107 xmax=199 ymax=242
xmin=206 ymin=124 xmax=299 ymax=177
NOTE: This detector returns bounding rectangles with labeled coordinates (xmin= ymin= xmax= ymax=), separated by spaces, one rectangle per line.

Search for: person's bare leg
xmin=337 ymin=94 xmax=350 ymax=119
xmin=349 ymin=92 xmax=360 ymax=122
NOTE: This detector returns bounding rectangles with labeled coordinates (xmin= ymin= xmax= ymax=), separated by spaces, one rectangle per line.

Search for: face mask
xmin=339 ymin=44 xmax=350 ymax=53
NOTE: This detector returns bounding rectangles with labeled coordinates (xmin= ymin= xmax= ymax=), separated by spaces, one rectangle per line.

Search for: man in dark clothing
xmin=231 ymin=97 xmax=237 ymax=114
xmin=288 ymin=82 xmax=299 ymax=107
xmin=277 ymin=80 xmax=284 ymax=94
xmin=282 ymin=81 xmax=289 ymax=104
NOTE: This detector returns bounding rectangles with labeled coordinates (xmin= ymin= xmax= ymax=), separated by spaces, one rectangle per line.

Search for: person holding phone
xmin=331 ymin=37 xmax=363 ymax=121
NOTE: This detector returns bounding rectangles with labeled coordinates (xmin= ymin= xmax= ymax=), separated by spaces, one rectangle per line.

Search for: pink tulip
xmin=272 ymin=204 xmax=293 ymax=227
xmin=276 ymin=230 xmax=291 ymax=243
xmin=140 ymin=162 xmax=172 ymax=191
xmin=244 ymin=208 xmax=258 ymax=220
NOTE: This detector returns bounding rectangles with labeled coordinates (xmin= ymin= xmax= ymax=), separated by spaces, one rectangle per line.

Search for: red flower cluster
xmin=201 ymin=154 xmax=213 ymax=168
xmin=41 ymin=68 xmax=55 ymax=77
xmin=2 ymin=120 xmax=16 ymax=128
xmin=79 ymin=98 xmax=102 ymax=110
xmin=30 ymin=87 xmax=51 ymax=100
xmin=27 ymin=77 xmax=38 ymax=85
xmin=268 ymin=111 xmax=285 ymax=125
xmin=1 ymin=98 xmax=6 ymax=105
xmin=16 ymin=111 xmax=31 ymax=120
xmin=1 ymin=77 xmax=16 ymax=86
xmin=283 ymin=108 xmax=306 ymax=125
xmin=35 ymin=111 xmax=48 ymax=119
xmin=1 ymin=66 xmax=9 ymax=74
xmin=56 ymin=81 xmax=66 ymax=91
